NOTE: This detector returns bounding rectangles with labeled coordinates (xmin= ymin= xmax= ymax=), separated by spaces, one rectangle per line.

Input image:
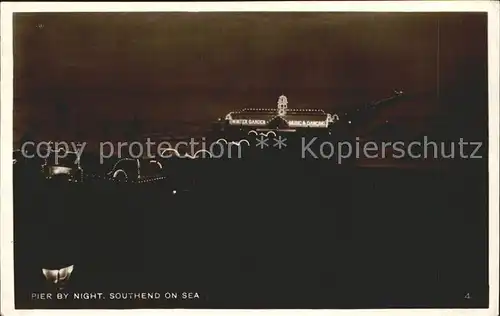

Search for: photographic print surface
xmin=1 ymin=2 xmax=498 ymax=313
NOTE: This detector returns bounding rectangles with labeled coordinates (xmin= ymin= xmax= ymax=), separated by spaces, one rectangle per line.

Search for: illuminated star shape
xmin=273 ymin=136 xmax=287 ymax=149
xmin=256 ymin=135 xmax=269 ymax=149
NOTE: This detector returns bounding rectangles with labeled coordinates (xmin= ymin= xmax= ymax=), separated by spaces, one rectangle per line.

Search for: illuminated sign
xmin=287 ymin=120 xmax=328 ymax=128
xmin=229 ymin=119 xmax=267 ymax=126
xmin=224 ymin=95 xmax=336 ymax=129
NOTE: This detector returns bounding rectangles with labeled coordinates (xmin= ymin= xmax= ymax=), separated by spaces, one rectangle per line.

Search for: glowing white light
xmin=108 ymin=158 xmax=138 ymax=176
xmin=192 ymin=149 xmax=213 ymax=158
xmin=160 ymin=148 xmax=213 ymax=159
xmin=50 ymin=166 xmax=72 ymax=175
xmin=42 ymin=265 xmax=74 ymax=285
xmin=276 ymin=95 xmax=289 ymax=116
xmin=327 ymin=113 xmax=340 ymax=123
xmin=158 ymin=138 xmax=249 ymax=159
xmin=229 ymin=119 xmax=267 ymax=126
xmin=150 ymin=160 xmax=163 ymax=169
xmin=42 ymin=146 xmax=82 ymax=174
xmin=288 ymin=120 xmax=328 ymax=128
xmin=172 ymin=190 xmax=177 ymax=194
xmin=113 ymin=169 xmax=128 ymax=180
xmin=348 ymin=121 xmax=352 ymax=124
xmin=277 ymin=95 xmax=288 ymax=108
xmin=217 ymin=138 xmax=250 ymax=147
xmin=230 ymin=139 xmax=250 ymax=146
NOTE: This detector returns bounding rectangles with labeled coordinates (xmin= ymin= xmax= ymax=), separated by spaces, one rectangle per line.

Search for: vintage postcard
xmin=1 ymin=1 xmax=498 ymax=316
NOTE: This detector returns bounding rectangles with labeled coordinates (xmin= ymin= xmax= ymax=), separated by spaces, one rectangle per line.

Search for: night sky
xmin=13 ymin=12 xmax=488 ymax=142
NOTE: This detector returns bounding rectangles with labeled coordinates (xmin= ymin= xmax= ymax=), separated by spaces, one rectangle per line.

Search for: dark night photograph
xmin=1 ymin=1 xmax=498 ymax=314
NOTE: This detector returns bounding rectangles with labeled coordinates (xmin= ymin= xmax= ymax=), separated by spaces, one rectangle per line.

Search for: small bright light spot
xmin=172 ymin=190 xmax=177 ymax=194
xmin=348 ymin=121 xmax=352 ymax=124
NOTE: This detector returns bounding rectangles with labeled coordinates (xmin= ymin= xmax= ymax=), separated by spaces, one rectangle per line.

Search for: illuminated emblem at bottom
xmin=42 ymin=265 xmax=74 ymax=289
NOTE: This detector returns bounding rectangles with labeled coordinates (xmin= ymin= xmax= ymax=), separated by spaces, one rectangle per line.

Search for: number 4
xmin=465 ymin=293 xmax=471 ymax=299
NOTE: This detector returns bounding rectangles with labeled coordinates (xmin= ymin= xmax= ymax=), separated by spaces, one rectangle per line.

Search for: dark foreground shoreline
xmin=13 ymin=159 xmax=489 ymax=309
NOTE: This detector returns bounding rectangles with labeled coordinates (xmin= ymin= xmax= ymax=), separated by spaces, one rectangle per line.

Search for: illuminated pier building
xmin=212 ymin=95 xmax=341 ymax=140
